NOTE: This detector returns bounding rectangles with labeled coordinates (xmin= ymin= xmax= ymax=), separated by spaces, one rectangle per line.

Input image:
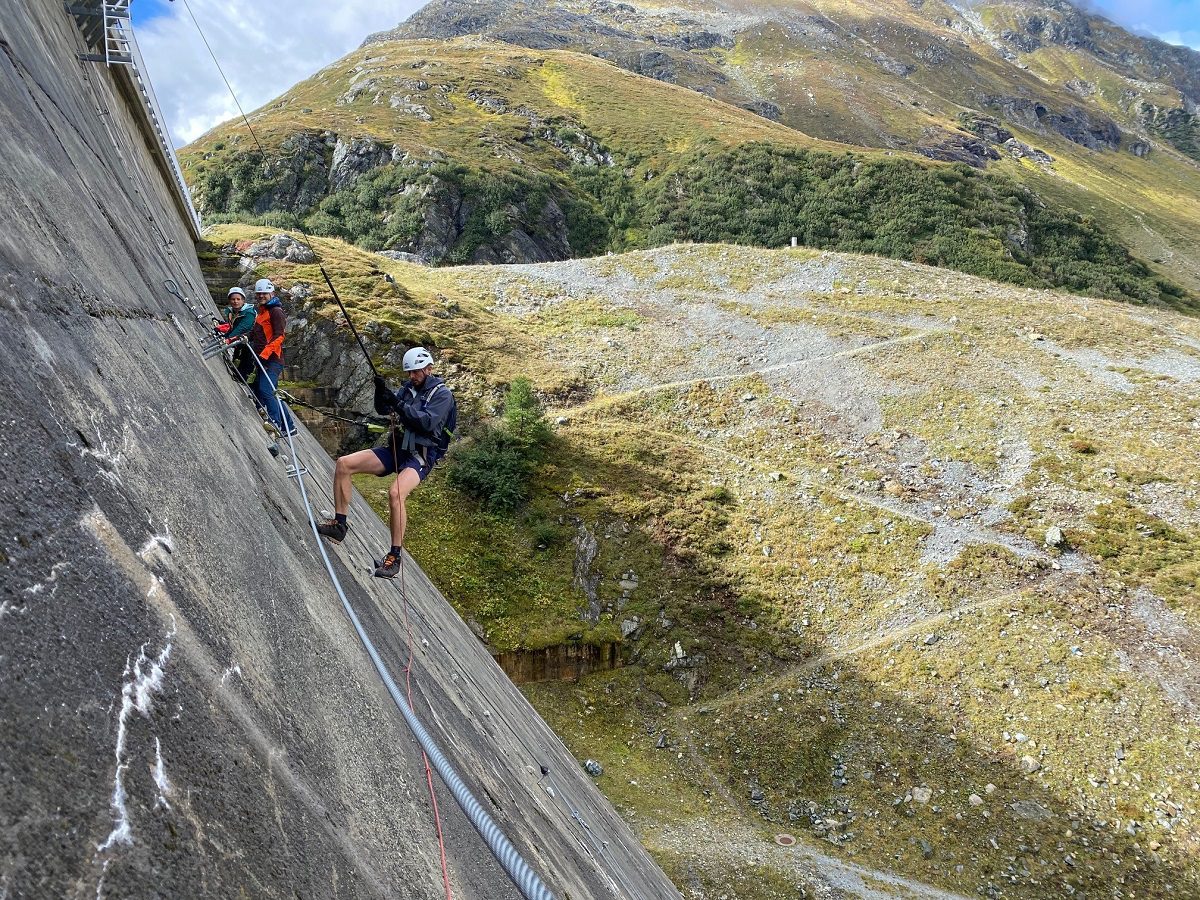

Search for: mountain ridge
xmin=354 ymin=0 xmax=1200 ymax=289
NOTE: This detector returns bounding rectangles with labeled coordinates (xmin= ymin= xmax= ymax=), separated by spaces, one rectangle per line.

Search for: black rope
xmin=276 ymin=389 xmax=388 ymax=430
xmin=322 ymin=266 xmax=380 ymax=378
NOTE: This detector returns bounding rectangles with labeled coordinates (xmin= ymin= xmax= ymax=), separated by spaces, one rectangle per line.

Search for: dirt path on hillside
xmin=554 ymin=329 xmax=945 ymax=418
xmin=644 ymin=817 xmax=974 ymax=900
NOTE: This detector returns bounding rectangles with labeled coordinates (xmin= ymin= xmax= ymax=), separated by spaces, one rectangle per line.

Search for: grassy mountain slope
xmin=372 ymin=0 xmax=1200 ymax=294
xmin=213 ymin=224 xmax=1200 ymax=898
xmin=182 ymin=35 xmax=1190 ymax=309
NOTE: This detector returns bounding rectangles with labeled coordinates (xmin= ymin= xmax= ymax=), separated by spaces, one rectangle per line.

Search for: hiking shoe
xmin=317 ymin=519 xmax=347 ymax=543
xmin=374 ymin=551 xmax=401 ymax=579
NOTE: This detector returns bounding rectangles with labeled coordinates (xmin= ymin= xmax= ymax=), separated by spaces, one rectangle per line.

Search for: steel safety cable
xmin=303 ymin=463 xmax=636 ymax=900
xmin=332 ymin=436 xmax=636 ymax=900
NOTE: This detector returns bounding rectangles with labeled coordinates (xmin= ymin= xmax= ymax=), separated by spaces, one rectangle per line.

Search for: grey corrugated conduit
xmin=232 ymin=340 xmax=558 ymax=900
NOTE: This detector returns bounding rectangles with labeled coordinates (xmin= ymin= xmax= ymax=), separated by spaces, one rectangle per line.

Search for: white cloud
xmin=135 ymin=0 xmax=422 ymax=147
xmin=1151 ymin=29 xmax=1200 ymax=50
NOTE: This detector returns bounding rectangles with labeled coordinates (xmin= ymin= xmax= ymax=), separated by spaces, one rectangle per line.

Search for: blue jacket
xmin=375 ymin=374 xmax=456 ymax=452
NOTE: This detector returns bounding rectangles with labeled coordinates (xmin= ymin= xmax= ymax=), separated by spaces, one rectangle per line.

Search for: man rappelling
xmin=318 ymin=347 xmax=456 ymax=579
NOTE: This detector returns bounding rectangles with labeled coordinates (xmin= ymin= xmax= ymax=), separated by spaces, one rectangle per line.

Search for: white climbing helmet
xmin=227 ymin=286 xmax=246 ymax=299
xmin=403 ymin=346 xmax=434 ymax=371
xmin=254 ymin=278 xmax=275 ymax=294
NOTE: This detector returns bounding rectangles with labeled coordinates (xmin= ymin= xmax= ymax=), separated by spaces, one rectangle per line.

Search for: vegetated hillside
xmin=180 ymin=39 xmax=818 ymax=264
xmin=219 ymin=224 xmax=1200 ymax=899
xmin=181 ymin=32 xmax=1193 ymax=310
xmin=366 ymin=0 xmax=1200 ymax=295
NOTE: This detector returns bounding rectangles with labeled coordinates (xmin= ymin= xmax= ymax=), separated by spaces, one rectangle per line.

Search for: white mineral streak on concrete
xmin=94 ymin=858 xmax=109 ymax=899
xmin=67 ymin=419 xmax=133 ymax=487
xmin=98 ymin=619 xmax=174 ymax=851
xmin=152 ymin=737 xmax=171 ymax=808
xmin=21 ymin=561 xmax=66 ymax=597
xmin=137 ymin=521 xmax=174 ymax=563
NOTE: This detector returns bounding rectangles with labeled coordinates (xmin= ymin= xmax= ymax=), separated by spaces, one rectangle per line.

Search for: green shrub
xmin=529 ymin=516 xmax=567 ymax=549
xmin=447 ymin=378 xmax=552 ymax=513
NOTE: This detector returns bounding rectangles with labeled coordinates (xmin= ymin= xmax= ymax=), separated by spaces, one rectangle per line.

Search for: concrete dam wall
xmin=0 ymin=2 xmax=679 ymax=897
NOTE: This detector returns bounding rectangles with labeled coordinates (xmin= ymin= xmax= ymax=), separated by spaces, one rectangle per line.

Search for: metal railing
xmin=68 ymin=0 xmax=203 ymax=238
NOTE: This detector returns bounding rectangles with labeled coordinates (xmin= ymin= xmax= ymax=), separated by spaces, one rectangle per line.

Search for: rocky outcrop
xmin=961 ymin=113 xmax=1013 ymax=145
xmin=471 ymin=197 xmax=572 ymax=264
xmin=243 ymin=232 xmax=316 ymax=263
xmin=199 ymin=136 xmax=580 ymax=265
xmin=999 ymin=6 xmax=1096 ymax=54
xmin=980 ymin=95 xmax=1121 ymax=151
xmin=742 ymin=99 xmax=783 ymax=121
xmin=590 ymin=46 xmax=729 ymax=93
xmin=916 ymin=129 xmax=1001 ymax=167
xmin=329 ymin=136 xmax=408 ymax=191
xmin=1003 ymin=138 xmax=1053 ymax=164
xmin=1138 ymin=102 xmax=1200 ymax=162
xmin=365 ymin=0 xmax=756 ymax=110
xmin=252 ymin=131 xmax=331 ymax=213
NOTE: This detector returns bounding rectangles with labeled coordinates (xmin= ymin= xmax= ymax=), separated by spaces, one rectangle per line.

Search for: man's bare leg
xmin=333 ymin=449 xmax=386 ymax=515
xmin=387 ymin=467 xmax=421 ymax=548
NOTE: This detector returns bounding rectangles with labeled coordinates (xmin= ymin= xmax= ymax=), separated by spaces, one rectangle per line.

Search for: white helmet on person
xmin=403 ymin=346 xmax=434 ymax=371
xmin=254 ymin=278 xmax=275 ymax=294
xmin=227 ymin=286 xmax=246 ymax=299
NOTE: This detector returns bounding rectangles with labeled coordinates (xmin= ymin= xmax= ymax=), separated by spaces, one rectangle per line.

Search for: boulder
xmin=244 ymin=233 xmax=316 ymax=264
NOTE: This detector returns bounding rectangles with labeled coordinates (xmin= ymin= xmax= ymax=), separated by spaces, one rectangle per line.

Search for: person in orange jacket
xmin=248 ymin=278 xmax=295 ymax=435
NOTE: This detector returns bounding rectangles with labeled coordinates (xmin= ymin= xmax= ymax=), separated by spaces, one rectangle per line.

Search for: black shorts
xmin=371 ymin=446 xmax=441 ymax=480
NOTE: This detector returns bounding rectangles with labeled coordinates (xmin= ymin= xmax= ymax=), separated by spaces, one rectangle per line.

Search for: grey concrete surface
xmin=0 ymin=2 xmax=680 ymax=897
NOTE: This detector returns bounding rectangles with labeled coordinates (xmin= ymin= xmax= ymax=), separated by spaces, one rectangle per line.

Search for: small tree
xmin=447 ymin=378 xmax=551 ymax=513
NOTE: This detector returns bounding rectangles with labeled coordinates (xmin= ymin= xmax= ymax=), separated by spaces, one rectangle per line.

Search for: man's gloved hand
xmin=373 ymin=375 xmax=396 ymax=415
xmin=215 ymin=322 xmax=232 ymax=334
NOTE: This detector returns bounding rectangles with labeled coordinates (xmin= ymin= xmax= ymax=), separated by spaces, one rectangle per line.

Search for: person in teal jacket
xmin=217 ymin=286 xmax=256 ymax=381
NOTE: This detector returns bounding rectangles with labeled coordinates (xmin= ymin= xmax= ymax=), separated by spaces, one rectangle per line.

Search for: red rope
xmin=400 ymin=546 xmax=454 ymax=900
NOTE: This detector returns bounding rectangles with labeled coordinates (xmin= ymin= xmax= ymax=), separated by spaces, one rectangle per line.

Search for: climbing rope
xmin=276 ymin=389 xmax=388 ymax=430
xmin=399 ymin=555 xmax=455 ymax=900
xmin=178 ymin=0 xmax=263 ymax=157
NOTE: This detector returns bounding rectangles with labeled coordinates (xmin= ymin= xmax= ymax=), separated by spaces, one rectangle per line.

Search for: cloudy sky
xmin=134 ymin=0 xmax=422 ymax=146
xmin=133 ymin=0 xmax=1200 ymax=148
